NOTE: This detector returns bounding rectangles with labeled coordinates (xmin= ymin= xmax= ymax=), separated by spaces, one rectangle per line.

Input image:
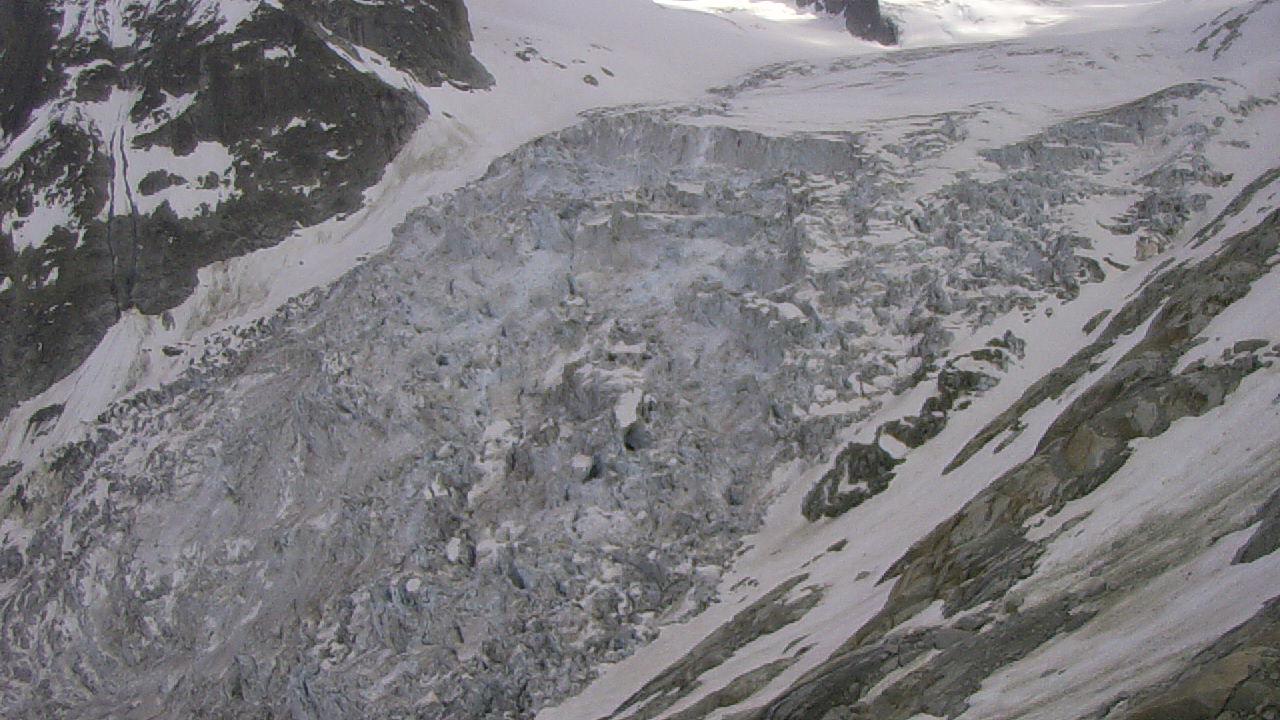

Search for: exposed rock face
xmin=795 ymin=0 xmax=898 ymax=44
xmin=1118 ymin=596 xmax=1280 ymax=720
xmin=0 ymin=0 xmax=489 ymax=417
xmin=0 ymin=1 xmax=58 ymax=137
xmin=801 ymin=440 xmax=900 ymax=520
xmin=802 ymin=340 xmax=1010 ymax=521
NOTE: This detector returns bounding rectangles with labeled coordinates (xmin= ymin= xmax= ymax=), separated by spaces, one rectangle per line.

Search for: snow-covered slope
xmin=2 ymin=0 xmax=1279 ymax=718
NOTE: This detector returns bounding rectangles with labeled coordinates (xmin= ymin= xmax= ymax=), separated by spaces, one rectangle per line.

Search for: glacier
xmin=2 ymin=0 xmax=1279 ymax=718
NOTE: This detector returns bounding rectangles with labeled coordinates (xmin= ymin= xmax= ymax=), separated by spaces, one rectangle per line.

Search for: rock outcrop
xmin=796 ymin=0 xmax=898 ymax=44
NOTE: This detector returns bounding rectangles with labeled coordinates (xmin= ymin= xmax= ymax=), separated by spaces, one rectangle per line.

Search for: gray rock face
xmin=0 ymin=0 xmax=490 ymax=417
xmin=802 ymin=340 xmax=1009 ymax=521
xmin=0 ymin=0 xmax=57 ymax=137
xmin=795 ymin=0 xmax=898 ymax=45
xmin=801 ymin=441 xmax=899 ymax=521
xmin=1235 ymin=486 xmax=1280 ymax=565
xmin=1112 ymin=596 xmax=1280 ymax=720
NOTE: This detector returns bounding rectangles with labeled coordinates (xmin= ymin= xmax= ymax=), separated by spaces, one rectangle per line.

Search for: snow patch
xmin=127 ymin=142 xmax=238 ymax=218
xmin=653 ymin=0 xmax=819 ymax=23
xmin=1 ymin=184 xmax=76 ymax=252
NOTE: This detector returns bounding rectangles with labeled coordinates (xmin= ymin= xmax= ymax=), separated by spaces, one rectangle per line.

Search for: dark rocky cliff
xmin=796 ymin=0 xmax=899 ymax=45
xmin=0 ymin=0 xmax=489 ymax=416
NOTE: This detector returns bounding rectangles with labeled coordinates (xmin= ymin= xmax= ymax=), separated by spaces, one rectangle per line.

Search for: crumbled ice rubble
xmin=0 ymin=78 xmax=1243 ymax=717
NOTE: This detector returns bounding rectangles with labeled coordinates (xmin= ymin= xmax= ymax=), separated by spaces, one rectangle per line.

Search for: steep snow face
xmin=0 ymin=0 xmax=489 ymax=419
xmin=2 ymin=0 xmax=1280 ymax=718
